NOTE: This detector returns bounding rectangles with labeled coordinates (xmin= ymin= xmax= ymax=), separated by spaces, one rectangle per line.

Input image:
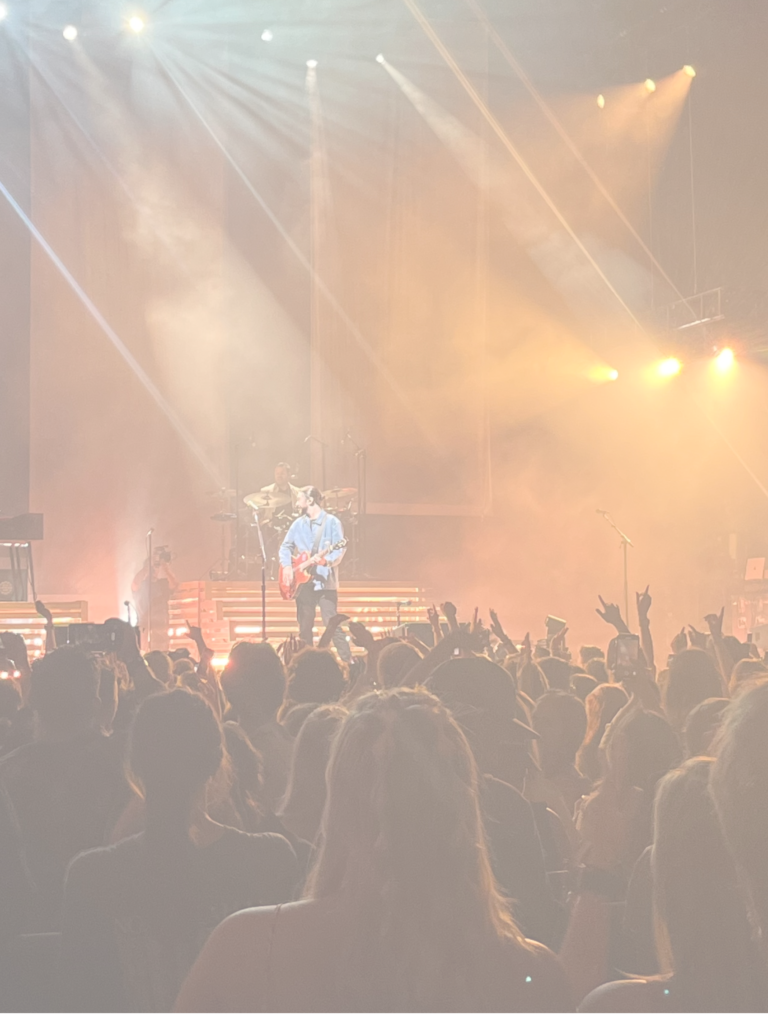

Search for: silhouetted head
xmin=532 ymin=690 xmax=587 ymax=775
xmin=653 ymin=757 xmax=765 ymax=1011
xmin=571 ymin=672 xmax=599 ymax=702
xmin=604 ymin=707 xmax=682 ymax=793
xmin=221 ymin=642 xmax=287 ymax=726
xmin=285 ymin=647 xmax=346 ymax=707
xmin=537 ymin=656 xmax=571 ymax=692
xmin=580 ymin=645 xmax=604 ymax=667
xmin=130 ymin=688 xmax=224 ymax=844
xmin=29 ymin=646 xmax=100 ymax=737
xmin=683 ymin=697 xmax=729 ymax=757
xmin=308 ymin=688 xmax=528 ymax=1009
xmin=585 ymin=658 xmax=609 ymax=684
xmin=728 ymin=658 xmax=768 ymax=697
xmin=711 ymin=681 xmax=768 ymax=946
xmin=428 ymin=656 xmax=537 ymax=789
xmin=145 ymin=650 xmax=173 ymax=686
xmin=666 ymin=649 xmax=724 ymax=732
xmin=377 ymin=641 xmax=422 ymax=690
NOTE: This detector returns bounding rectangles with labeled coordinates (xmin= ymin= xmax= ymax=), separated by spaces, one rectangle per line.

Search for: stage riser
xmin=168 ymin=580 xmax=428 ymax=659
xmin=0 ymin=602 xmax=89 ymax=659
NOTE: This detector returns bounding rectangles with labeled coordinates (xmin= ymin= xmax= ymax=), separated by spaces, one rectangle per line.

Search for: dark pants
xmin=296 ymin=585 xmax=351 ymax=662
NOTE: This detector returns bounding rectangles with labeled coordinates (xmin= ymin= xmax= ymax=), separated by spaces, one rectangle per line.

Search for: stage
xmin=168 ymin=580 xmax=429 ymax=665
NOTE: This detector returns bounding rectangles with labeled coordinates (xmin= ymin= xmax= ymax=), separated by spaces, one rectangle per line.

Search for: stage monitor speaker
xmin=392 ymin=622 xmax=434 ymax=646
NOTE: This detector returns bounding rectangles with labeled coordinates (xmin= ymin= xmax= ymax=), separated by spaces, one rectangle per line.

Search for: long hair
xmin=279 ymin=704 xmax=348 ymax=844
xmin=128 ymin=690 xmax=224 ymax=933
xmin=577 ymin=684 xmax=627 ymax=781
xmin=653 ymin=757 xmax=766 ymax=1011
xmin=305 ymin=688 xmax=529 ymax=1011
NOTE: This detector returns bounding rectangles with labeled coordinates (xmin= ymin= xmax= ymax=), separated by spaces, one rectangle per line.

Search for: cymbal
xmin=243 ymin=491 xmax=292 ymax=510
xmin=323 ymin=487 xmax=358 ymax=501
xmin=210 ymin=512 xmax=237 ymax=522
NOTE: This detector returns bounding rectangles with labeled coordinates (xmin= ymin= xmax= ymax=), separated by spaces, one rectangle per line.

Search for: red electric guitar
xmin=278 ymin=538 xmax=348 ymax=600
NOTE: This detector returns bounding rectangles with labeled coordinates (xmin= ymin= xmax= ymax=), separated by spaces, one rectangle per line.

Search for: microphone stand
xmin=146 ymin=529 xmax=154 ymax=651
xmin=597 ymin=510 xmax=633 ymax=628
xmin=252 ymin=512 xmax=268 ymax=641
xmin=343 ymin=430 xmax=367 ymax=578
xmin=304 ymin=435 xmax=328 ymax=492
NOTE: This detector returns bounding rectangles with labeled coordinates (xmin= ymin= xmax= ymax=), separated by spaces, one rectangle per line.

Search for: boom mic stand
xmin=252 ymin=512 xmax=268 ymax=641
xmin=596 ymin=509 xmax=633 ymax=629
xmin=146 ymin=528 xmax=154 ymax=652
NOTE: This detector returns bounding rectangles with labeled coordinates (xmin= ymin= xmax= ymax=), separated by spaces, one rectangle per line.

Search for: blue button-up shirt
xmin=278 ymin=511 xmax=346 ymax=591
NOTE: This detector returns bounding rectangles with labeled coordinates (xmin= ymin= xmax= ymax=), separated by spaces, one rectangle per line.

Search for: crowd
xmin=0 ymin=588 xmax=767 ymax=1012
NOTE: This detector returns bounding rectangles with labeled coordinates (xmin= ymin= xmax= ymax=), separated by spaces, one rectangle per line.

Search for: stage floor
xmin=169 ymin=579 xmax=429 ymax=664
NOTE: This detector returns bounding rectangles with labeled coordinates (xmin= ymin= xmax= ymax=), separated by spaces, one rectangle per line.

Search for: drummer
xmin=259 ymin=462 xmax=302 ymax=514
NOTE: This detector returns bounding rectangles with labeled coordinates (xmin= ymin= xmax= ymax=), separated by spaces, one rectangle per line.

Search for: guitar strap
xmin=310 ymin=512 xmax=328 ymax=559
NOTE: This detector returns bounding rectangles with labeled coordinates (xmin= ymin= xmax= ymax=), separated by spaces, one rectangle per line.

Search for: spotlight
xmin=597 ymin=94 xmax=605 ymax=109
xmin=63 ymin=24 xmax=78 ymax=40
xmin=714 ymin=347 xmax=735 ymax=373
xmin=644 ymin=78 xmax=656 ymax=93
xmin=261 ymin=28 xmax=273 ymax=42
xmin=0 ymin=4 xmax=8 ymax=21
xmin=683 ymin=65 xmax=696 ymax=78
xmin=306 ymin=59 xmax=317 ymax=69
xmin=128 ymin=15 xmax=145 ymax=33
xmin=588 ymin=366 xmax=619 ymax=383
xmin=657 ymin=357 xmax=682 ymax=378
xmin=376 ymin=53 xmax=385 ymax=64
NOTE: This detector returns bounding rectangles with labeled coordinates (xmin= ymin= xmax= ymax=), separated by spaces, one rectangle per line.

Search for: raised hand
xmin=440 ymin=601 xmax=459 ymax=633
xmin=704 ymin=607 xmax=725 ymax=641
xmin=596 ymin=595 xmax=629 ymax=634
xmin=347 ymin=620 xmax=376 ymax=651
xmin=551 ymin=624 xmax=569 ymax=659
xmin=635 ymin=585 xmax=652 ymax=622
xmin=670 ymin=627 xmax=688 ymax=655
xmin=35 ymin=600 xmax=54 ymax=625
xmin=318 ymin=613 xmax=350 ymax=649
xmin=184 ymin=620 xmax=207 ymax=649
xmin=427 ymin=605 xmax=440 ymax=629
xmin=521 ymin=631 xmax=532 ymax=663
xmin=687 ymin=624 xmax=709 ymax=650
xmin=488 ymin=608 xmax=509 ymax=643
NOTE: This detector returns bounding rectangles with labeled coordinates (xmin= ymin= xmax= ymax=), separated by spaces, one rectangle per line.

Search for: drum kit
xmin=210 ymin=485 xmax=359 ymax=580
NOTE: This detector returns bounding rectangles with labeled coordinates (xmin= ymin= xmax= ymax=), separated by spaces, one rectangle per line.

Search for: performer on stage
xmin=131 ymin=546 xmax=178 ymax=651
xmin=260 ymin=462 xmax=302 ymax=511
xmin=279 ymin=487 xmax=351 ymax=662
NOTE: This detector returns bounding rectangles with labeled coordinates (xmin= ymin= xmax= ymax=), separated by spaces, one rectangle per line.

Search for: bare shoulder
xmin=579 ymin=978 xmax=668 ymax=1013
xmin=524 ymin=940 xmax=574 ymax=1008
xmin=175 ymin=904 xmax=297 ymax=1012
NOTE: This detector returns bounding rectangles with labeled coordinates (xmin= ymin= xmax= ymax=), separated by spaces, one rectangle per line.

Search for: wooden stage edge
xmin=0 ymin=582 xmax=430 ymax=665
xmin=168 ymin=580 xmax=430 ymax=664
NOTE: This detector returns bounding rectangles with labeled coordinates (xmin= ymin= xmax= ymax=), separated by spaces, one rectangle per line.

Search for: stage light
xmin=128 ymin=15 xmax=145 ymax=33
xmin=714 ymin=347 xmax=735 ymax=373
xmin=0 ymin=4 xmax=8 ymax=21
xmin=683 ymin=65 xmax=696 ymax=78
xmin=376 ymin=53 xmax=385 ymax=64
xmin=596 ymin=94 xmax=605 ymax=109
xmin=261 ymin=28 xmax=273 ymax=41
xmin=588 ymin=366 xmax=619 ymax=383
xmin=306 ymin=59 xmax=317 ymax=69
xmin=63 ymin=24 xmax=78 ymax=40
xmin=644 ymin=78 xmax=656 ymax=93
xmin=657 ymin=357 xmax=682 ymax=378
